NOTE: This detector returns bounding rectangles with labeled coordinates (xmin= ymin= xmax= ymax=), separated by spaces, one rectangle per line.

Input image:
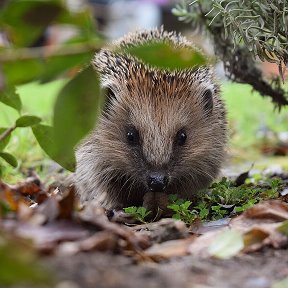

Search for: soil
xmin=48 ymin=247 xmax=288 ymax=288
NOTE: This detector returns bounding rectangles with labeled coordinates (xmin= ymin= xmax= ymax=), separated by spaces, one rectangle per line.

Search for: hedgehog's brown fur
xmin=75 ymin=28 xmax=228 ymax=210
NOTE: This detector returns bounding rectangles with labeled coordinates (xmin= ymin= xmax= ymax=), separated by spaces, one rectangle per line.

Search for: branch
xmin=0 ymin=42 xmax=103 ymax=62
xmin=0 ymin=126 xmax=16 ymax=142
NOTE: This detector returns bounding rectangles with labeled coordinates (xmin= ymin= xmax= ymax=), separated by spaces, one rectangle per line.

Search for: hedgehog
xmin=75 ymin=28 xmax=228 ymax=213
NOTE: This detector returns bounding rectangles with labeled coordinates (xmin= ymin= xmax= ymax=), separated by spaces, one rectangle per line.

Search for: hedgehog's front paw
xmin=143 ymin=192 xmax=171 ymax=220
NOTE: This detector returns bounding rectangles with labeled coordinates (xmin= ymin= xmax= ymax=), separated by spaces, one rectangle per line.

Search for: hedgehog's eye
xmin=126 ymin=127 xmax=140 ymax=146
xmin=176 ymin=129 xmax=187 ymax=146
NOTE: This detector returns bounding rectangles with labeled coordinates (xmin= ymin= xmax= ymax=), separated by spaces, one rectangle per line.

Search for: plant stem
xmin=0 ymin=126 xmax=16 ymax=142
xmin=0 ymin=42 xmax=102 ymax=62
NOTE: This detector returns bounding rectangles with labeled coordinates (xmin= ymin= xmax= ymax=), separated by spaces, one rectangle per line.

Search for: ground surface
xmin=49 ymin=245 xmax=288 ymax=288
xmin=1 ymin=165 xmax=288 ymax=288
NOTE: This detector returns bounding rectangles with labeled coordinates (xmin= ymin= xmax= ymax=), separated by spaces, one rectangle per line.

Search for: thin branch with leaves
xmin=173 ymin=0 xmax=288 ymax=108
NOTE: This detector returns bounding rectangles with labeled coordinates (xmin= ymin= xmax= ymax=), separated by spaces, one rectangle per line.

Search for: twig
xmin=0 ymin=42 xmax=103 ymax=62
xmin=0 ymin=126 xmax=16 ymax=142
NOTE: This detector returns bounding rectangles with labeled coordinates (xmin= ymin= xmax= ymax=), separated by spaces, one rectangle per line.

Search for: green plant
xmin=123 ymin=173 xmax=283 ymax=224
xmin=208 ymin=177 xmax=260 ymax=205
xmin=0 ymin=232 xmax=52 ymax=285
xmin=234 ymin=198 xmax=258 ymax=213
xmin=173 ymin=0 xmax=288 ymax=107
xmin=167 ymin=194 xmax=198 ymax=224
xmin=0 ymin=0 xmax=103 ymax=172
xmin=123 ymin=206 xmax=151 ymax=223
xmin=194 ymin=202 xmax=209 ymax=220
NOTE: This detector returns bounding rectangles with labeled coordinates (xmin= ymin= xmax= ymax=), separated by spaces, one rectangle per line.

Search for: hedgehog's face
xmin=123 ymin=123 xmax=188 ymax=193
xmin=96 ymin=67 xmax=226 ymax=196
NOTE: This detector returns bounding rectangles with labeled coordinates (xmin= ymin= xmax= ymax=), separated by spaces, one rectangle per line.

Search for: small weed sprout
xmin=123 ymin=206 xmax=151 ymax=223
xmin=167 ymin=194 xmax=198 ymax=224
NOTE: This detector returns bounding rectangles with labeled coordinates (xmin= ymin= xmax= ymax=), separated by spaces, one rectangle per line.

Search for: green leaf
xmin=172 ymin=213 xmax=181 ymax=220
xmin=212 ymin=205 xmax=221 ymax=211
xmin=57 ymin=7 xmax=98 ymax=37
xmin=32 ymin=124 xmax=74 ymax=171
xmin=0 ymin=87 xmax=22 ymax=112
xmin=168 ymin=194 xmax=178 ymax=202
xmin=137 ymin=207 xmax=149 ymax=218
xmin=0 ymin=128 xmax=11 ymax=151
xmin=167 ymin=204 xmax=180 ymax=212
xmin=53 ymin=65 xmax=103 ymax=172
xmin=182 ymin=201 xmax=192 ymax=210
xmin=0 ymin=200 xmax=11 ymax=216
xmin=278 ymin=220 xmax=288 ymax=236
xmin=0 ymin=152 xmax=18 ymax=168
xmin=123 ymin=41 xmax=208 ymax=70
xmin=2 ymin=59 xmax=44 ymax=86
xmin=0 ymin=233 xmax=52 ymax=285
xmin=40 ymin=51 xmax=95 ymax=82
xmin=1 ymin=47 xmax=96 ymax=87
xmin=0 ymin=0 xmax=65 ymax=47
xmin=199 ymin=208 xmax=209 ymax=219
xmin=208 ymin=229 xmax=244 ymax=259
xmin=123 ymin=207 xmax=137 ymax=214
xmin=15 ymin=115 xmax=41 ymax=127
xmin=272 ymin=277 xmax=288 ymax=288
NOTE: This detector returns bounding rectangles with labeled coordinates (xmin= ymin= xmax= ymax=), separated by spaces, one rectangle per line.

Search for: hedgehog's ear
xmin=202 ymin=88 xmax=213 ymax=115
xmin=102 ymin=86 xmax=116 ymax=118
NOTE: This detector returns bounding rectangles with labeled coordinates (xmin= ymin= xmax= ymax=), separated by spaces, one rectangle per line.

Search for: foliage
xmin=0 ymin=0 xmax=103 ymax=172
xmin=123 ymin=206 xmax=151 ymax=223
xmin=122 ymin=41 xmax=208 ymax=70
xmin=167 ymin=194 xmax=198 ymax=224
xmin=278 ymin=220 xmax=288 ymax=236
xmin=173 ymin=0 xmax=288 ymax=107
xmin=202 ymin=176 xmax=282 ymax=219
xmin=0 ymin=232 xmax=52 ymax=285
xmin=124 ymin=175 xmax=284 ymax=224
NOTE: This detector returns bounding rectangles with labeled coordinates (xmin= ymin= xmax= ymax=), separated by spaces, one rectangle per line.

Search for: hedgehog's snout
xmin=147 ymin=172 xmax=169 ymax=192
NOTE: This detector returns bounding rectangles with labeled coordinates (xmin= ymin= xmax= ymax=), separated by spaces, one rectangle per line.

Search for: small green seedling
xmin=123 ymin=206 xmax=151 ymax=223
xmin=211 ymin=205 xmax=229 ymax=220
xmin=194 ymin=202 xmax=209 ymax=220
xmin=167 ymin=194 xmax=198 ymax=224
xmin=234 ymin=198 xmax=258 ymax=213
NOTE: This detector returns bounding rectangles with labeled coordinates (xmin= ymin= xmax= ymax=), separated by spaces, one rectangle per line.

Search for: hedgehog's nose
xmin=147 ymin=172 xmax=169 ymax=192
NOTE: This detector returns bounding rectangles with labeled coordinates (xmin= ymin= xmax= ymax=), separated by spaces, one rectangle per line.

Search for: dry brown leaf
xmin=188 ymin=228 xmax=230 ymax=258
xmin=243 ymin=224 xmax=288 ymax=252
xmin=243 ymin=227 xmax=270 ymax=248
xmin=188 ymin=201 xmax=288 ymax=258
xmin=36 ymin=196 xmax=60 ymax=223
xmin=0 ymin=182 xmax=32 ymax=211
xmin=244 ymin=200 xmax=288 ymax=221
xmin=14 ymin=176 xmax=42 ymax=196
xmin=229 ymin=201 xmax=288 ymax=252
xmin=79 ymin=232 xmax=118 ymax=252
xmin=15 ymin=220 xmax=90 ymax=254
xmin=190 ymin=218 xmax=231 ymax=235
xmin=79 ymin=204 xmax=151 ymax=251
xmin=58 ymin=186 xmax=76 ymax=220
xmin=131 ymin=218 xmax=188 ymax=243
xmin=56 ymin=231 xmax=118 ymax=256
xmin=145 ymin=237 xmax=195 ymax=261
